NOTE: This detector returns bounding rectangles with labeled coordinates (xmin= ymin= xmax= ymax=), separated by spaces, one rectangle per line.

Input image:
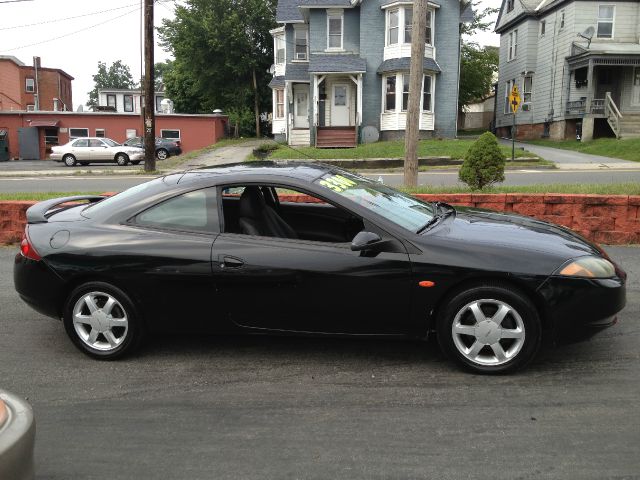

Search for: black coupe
xmin=14 ymin=162 xmax=626 ymax=373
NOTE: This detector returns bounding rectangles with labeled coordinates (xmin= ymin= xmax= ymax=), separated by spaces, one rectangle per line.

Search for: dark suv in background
xmin=123 ymin=137 xmax=182 ymax=160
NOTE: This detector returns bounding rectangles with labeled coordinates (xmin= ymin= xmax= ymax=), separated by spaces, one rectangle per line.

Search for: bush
xmin=458 ymin=132 xmax=506 ymax=190
xmin=252 ymin=143 xmax=280 ymax=159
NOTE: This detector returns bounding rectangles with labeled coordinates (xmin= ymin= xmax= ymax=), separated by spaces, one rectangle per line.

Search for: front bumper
xmin=50 ymin=152 xmax=63 ymax=162
xmin=537 ymin=275 xmax=626 ymax=343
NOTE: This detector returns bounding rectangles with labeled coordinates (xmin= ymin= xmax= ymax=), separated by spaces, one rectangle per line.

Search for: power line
xmin=3 ymin=7 xmax=140 ymax=52
xmin=0 ymin=3 xmax=138 ymax=31
xmin=0 ymin=0 xmax=34 ymax=3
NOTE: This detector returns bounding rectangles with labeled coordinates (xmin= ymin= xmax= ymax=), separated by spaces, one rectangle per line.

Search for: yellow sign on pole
xmin=509 ymin=85 xmax=521 ymax=113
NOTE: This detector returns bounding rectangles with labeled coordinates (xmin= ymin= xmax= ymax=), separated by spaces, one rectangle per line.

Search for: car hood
xmin=415 ymin=206 xmax=602 ymax=276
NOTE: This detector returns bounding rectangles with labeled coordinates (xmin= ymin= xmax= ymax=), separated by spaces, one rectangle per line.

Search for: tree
xmin=154 ymin=60 xmax=174 ymax=91
xmin=158 ymin=0 xmax=277 ymax=137
xmin=458 ymin=132 xmax=505 ymax=190
xmin=459 ymin=3 xmax=499 ymax=111
xmin=87 ymin=60 xmax=137 ymax=108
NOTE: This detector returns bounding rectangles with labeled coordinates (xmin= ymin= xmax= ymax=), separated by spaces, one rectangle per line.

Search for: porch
xmin=565 ymin=44 xmax=640 ymax=140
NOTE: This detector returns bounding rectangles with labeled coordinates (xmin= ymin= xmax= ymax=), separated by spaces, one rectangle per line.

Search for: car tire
xmin=63 ymin=282 xmax=144 ymax=360
xmin=436 ymin=283 xmax=541 ymax=374
xmin=115 ymin=153 xmax=129 ymax=166
xmin=63 ymin=154 xmax=76 ymax=167
xmin=156 ymin=149 xmax=168 ymax=160
xmin=131 ymin=161 xmax=141 ymax=165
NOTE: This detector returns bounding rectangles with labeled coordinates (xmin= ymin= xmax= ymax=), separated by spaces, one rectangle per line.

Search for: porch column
xmin=313 ymin=75 xmax=319 ymax=127
xmin=585 ymin=60 xmax=594 ymax=114
xmin=357 ymin=74 xmax=363 ymax=126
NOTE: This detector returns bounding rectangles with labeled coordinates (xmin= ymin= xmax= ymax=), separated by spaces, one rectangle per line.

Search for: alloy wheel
xmin=72 ymin=291 xmax=129 ymax=352
xmin=156 ymin=149 xmax=168 ymax=160
xmin=451 ymin=299 xmax=525 ymax=366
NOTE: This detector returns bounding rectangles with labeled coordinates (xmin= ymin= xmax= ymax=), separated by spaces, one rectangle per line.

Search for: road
xmin=2 ymin=168 xmax=640 ymax=193
xmin=1 ymin=246 xmax=639 ymax=479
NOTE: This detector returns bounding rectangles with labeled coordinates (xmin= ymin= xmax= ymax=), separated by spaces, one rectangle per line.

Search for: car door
xmin=71 ymin=138 xmax=90 ymax=161
xmin=88 ymin=139 xmax=108 ymax=161
xmin=212 ymin=190 xmax=414 ymax=335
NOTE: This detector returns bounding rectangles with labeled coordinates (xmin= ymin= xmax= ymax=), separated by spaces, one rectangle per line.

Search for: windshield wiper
xmin=416 ymin=202 xmax=456 ymax=234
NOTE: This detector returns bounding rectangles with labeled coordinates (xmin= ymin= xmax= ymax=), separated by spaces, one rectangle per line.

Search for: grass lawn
xmin=526 ymin=138 xmax=640 ymax=162
xmin=263 ymin=139 xmax=538 ymax=161
xmin=3 ymin=183 xmax=639 ymax=202
xmin=404 ymin=183 xmax=640 ymax=195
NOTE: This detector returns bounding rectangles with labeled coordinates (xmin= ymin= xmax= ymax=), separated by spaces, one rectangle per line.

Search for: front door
xmin=89 ymin=138 xmax=109 ymax=161
xmin=331 ymin=84 xmax=350 ymax=126
xmin=632 ymin=67 xmax=640 ymax=107
xmin=293 ymin=84 xmax=309 ymax=128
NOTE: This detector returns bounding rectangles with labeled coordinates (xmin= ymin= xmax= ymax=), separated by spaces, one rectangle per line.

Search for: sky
xmin=0 ymin=0 xmax=501 ymax=109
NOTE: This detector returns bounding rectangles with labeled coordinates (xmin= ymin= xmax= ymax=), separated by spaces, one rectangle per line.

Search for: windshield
xmin=314 ymin=171 xmax=434 ymax=232
xmin=103 ymin=138 xmax=120 ymax=147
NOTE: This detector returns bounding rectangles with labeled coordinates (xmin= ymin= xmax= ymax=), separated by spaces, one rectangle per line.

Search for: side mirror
xmin=351 ymin=231 xmax=383 ymax=251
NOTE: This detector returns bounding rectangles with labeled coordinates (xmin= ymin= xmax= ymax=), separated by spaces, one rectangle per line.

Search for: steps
xmin=289 ymin=129 xmax=311 ymax=147
xmin=316 ymin=127 xmax=357 ymax=148
xmin=619 ymin=114 xmax=640 ymax=139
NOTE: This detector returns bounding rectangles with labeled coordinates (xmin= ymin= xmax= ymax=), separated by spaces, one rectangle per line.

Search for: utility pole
xmin=143 ymin=0 xmax=156 ymax=172
xmin=403 ymin=0 xmax=428 ymax=188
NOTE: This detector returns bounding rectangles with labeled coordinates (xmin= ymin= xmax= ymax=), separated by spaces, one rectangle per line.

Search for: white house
xmin=97 ymin=89 xmax=167 ymax=114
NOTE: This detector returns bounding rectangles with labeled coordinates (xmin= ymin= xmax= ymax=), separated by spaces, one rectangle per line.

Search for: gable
xmin=495 ymin=0 xmax=537 ymax=32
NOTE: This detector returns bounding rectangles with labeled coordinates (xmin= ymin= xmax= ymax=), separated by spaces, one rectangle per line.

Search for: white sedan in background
xmin=50 ymin=137 xmax=145 ymax=167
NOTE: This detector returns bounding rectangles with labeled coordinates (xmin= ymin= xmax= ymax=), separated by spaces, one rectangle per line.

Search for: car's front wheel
xmin=437 ymin=284 xmax=541 ymax=374
xmin=115 ymin=153 xmax=129 ymax=166
xmin=156 ymin=148 xmax=168 ymax=160
xmin=63 ymin=282 xmax=143 ymax=359
xmin=63 ymin=154 xmax=76 ymax=167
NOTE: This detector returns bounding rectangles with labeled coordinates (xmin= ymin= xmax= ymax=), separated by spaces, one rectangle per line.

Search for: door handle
xmin=219 ymin=255 xmax=244 ymax=269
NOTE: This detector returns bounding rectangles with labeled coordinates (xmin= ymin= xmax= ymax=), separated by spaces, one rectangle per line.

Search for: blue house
xmin=269 ymin=0 xmax=471 ymax=147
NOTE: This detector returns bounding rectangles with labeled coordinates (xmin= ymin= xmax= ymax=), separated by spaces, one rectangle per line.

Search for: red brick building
xmin=0 ymin=111 xmax=228 ymax=160
xmin=0 ymin=56 xmax=73 ymax=112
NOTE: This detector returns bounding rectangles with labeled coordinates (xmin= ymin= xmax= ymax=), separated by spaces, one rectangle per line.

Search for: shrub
xmin=252 ymin=143 xmax=280 ymax=159
xmin=458 ymin=132 xmax=506 ymax=190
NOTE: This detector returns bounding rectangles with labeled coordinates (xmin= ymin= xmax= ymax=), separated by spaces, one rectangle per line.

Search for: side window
xmin=73 ymin=139 xmax=89 ymax=147
xmin=220 ymin=184 xmax=364 ymax=243
xmin=89 ymin=139 xmax=105 ymax=147
xmin=134 ymin=189 xmax=216 ymax=233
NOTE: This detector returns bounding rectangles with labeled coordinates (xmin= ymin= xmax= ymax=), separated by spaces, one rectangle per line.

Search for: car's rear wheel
xmin=156 ymin=149 xmax=168 ymax=160
xmin=437 ymin=284 xmax=541 ymax=374
xmin=115 ymin=153 xmax=129 ymax=166
xmin=63 ymin=154 xmax=76 ymax=167
xmin=63 ymin=282 xmax=143 ymax=359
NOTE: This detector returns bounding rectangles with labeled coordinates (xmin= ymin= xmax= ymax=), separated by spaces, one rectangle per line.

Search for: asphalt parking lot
xmin=1 ymin=245 xmax=639 ymax=479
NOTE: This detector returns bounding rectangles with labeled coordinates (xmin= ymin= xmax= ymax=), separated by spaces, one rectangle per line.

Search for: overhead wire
xmin=0 ymin=3 xmax=139 ymax=31
xmin=3 ymin=6 xmax=140 ymax=52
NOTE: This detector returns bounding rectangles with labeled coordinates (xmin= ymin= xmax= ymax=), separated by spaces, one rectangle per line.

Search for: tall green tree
xmin=158 ymin=0 xmax=277 ymax=137
xmin=459 ymin=3 xmax=499 ymax=110
xmin=87 ymin=60 xmax=137 ymax=108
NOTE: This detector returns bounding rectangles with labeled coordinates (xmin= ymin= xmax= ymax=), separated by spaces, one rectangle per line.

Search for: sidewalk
xmin=500 ymin=139 xmax=640 ymax=170
xmin=178 ymin=139 xmax=265 ymax=169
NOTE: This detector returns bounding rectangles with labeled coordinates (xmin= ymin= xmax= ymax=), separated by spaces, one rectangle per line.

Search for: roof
xmin=309 ymin=54 xmax=366 ymax=73
xmin=587 ymin=42 xmax=640 ymax=55
xmin=276 ymin=0 xmax=304 ymax=22
xmin=0 ymin=55 xmax=25 ymax=66
xmin=268 ymin=76 xmax=285 ymax=89
xmin=98 ymin=88 xmax=163 ymax=95
xmin=190 ymin=161 xmax=336 ymax=183
xmin=377 ymin=57 xmax=441 ymax=74
xmin=297 ymin=0 xmax=354 ymax=7
xmin=286 ymin=62 xmax=310 ymax=81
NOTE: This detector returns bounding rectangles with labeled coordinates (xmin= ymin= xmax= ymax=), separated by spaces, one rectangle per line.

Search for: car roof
xmin=176 ymin=161 xmax=336 ymax=184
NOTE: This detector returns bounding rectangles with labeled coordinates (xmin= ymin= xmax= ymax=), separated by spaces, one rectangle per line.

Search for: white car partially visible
xmin=50 ymin=137 xmax=145 ymax=167
xmin=0 ymin=389 xmax=35 ymax=480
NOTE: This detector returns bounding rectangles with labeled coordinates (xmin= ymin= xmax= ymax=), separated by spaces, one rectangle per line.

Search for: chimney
xmin=33 ymin=56 xmax=41 ymax=69
xmin=53 ymin=98 xmax=59 ymax=112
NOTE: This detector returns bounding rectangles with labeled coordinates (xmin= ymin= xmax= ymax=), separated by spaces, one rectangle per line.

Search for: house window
xmin=388 ymin=8 xmax=399 ymax=45
xmin=597 ymin=5 xmax=615 ymax=38
xmin=425 ymin=10 xmax=433 ymax=45
xmin=385 ymin=75 xmax=396 ymax=112
xmin=26 ymin=104 xmax=35 ymax=111
xmin=69 ymin=128 xmax=89 ymax=140
xmin=275 ymin=89 xmax=285 ymax=118
xmin=507 ymin=0 xmax=514 ymax=12
xmin=44 ymin=128 xmax=58 ymax=145
xmin=156 ymin=96 xmax=164 ymax=113
xmin=95 ymin=129 xmax=106 ymax=138
xmin=560 ymin=10 xmax=565 ymax=29
xmin=327 ymin=11 xmax=343 ymax=49
xmin=25 ymin=78 xmax=35 ymax=93
xmin=423 ymin=76 xmax=432 ymax=112
xmin=126 ymin=129 xmax=137 ymax=139
xmin=294 ymin=27 xmax=308 ymax=61
xmin=508 ymin=30 xmax=518 ymax=61
xmin=161 ymin=129 xmax=180 ymax=141
xmin=504 ymin=79 xmax=515 ymax=114
xmin=106 ymin=94 xmax=116 ymax=109
xmin=540 ymin=20 xmax=546 ymax=36
xmin=124 ymin=94 xmax=134 ymax=112
xmin=274 ymin=32 xmax=285 ymax=64
xmin=523 ymin=76 xmax=533 ymax=103
xmin=401 ymin=75 xmax=410 ymax=111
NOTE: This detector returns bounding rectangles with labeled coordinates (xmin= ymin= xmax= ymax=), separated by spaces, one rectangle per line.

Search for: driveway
xmin=500 ymin=139 xmax=640 ymax=170
xmin=1 ymin=245 xmax=639 ymax=479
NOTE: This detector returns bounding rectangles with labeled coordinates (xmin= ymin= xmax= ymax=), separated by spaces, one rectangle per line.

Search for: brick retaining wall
xmin=1 ymin=194 xmax=639 ymax=245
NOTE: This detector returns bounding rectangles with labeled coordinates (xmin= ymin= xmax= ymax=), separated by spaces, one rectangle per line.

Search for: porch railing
xmin=566 ymin=99 xmax=586 ymax=116
xmin=591 ymin=98 xmax=605 ymax=115
xmin=604 ymin=92 xmax=623 ymax=138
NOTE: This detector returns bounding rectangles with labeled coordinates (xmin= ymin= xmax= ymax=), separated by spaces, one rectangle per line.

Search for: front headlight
xmin=556 ymin=256 xmax=616 ymax=278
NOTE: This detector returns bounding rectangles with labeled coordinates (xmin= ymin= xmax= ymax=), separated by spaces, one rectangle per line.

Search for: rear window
xmin=81 ymin=181 xmax=161 ymax=218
